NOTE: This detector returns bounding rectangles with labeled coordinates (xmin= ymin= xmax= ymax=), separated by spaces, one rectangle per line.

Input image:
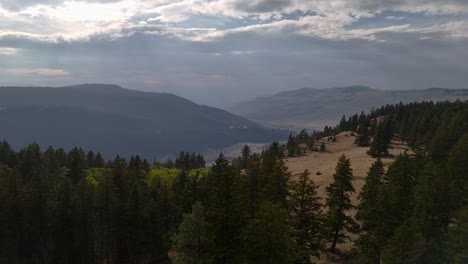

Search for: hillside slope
xmin=0 ymin=84 xmax=285 ymax=159
xmin=286 ymin=132 xmax=409 ymax=262
xmin=228 ymin=86 xmax=468 ymax=129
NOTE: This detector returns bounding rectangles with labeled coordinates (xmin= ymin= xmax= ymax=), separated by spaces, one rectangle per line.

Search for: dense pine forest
xmin=0 ymin=100 xmax=467 ymax=263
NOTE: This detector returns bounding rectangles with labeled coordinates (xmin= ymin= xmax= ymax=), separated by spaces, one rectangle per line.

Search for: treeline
xmin=0 ymin=100 xmax=466 ymax=263
xmin=336 ymin=100 xmax=467 ymax=263
xmin=252 ymin=100 xmax=468 ymax=263
xmin=0 ymin=139 xmax=321 ymax=263
xmin=285 ymin=130 xmax=327 ymax=157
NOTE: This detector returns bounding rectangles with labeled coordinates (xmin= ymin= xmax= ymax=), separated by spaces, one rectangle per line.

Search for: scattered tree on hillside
xmin=320 ymin=142 xmax=326 ymax=152
xmin=287 ymin=134 xmax=300 ymax=157
xmin=355 ymin=119 xmax=371 ymax=147
xmin=368 ymin=119 xmax=393 ymax=157
xmin=325 ymin=155 xmax=357 ymax=252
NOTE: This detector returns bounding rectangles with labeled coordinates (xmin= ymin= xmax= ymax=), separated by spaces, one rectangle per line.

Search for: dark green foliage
xmin=171 ymin=202 xmax=213 ymax=264
xmin=241 ymin=202 xmax=296 ymax=264
xmin=353 ymin=101 xmax=468 ymax=263
xmin=240 ymin=145 xmax=251 ymax=169
xmin=67 ymin=147 xmax=87 ymax=182
xmin=0 ymin=100 xmax=466 ymax=263
xmin=356 ymin=159 xmax=385 ymax=230
xmin=175 ymin=152 xmax=206 ymax=171
xmin=289 ymin=170 xmax=323 ymax=262
xmin=367 ymin=119 xmax=393 ymax=157
xmin=354 ymin=119 xmax=371 ymax=147
xmin=204 ymin=154 xmax=248 ymax=263
xmin=319 ymin=142 xmax=326 ymax=152
xmin=325 ymin=155 xmax=357 ymax=252
xmin=287 ymin=133 xmax=301 ymax=157
xmin=354 ymin=159 xmax=386 ymax=263
xmin=441 ymin=207 xmax=468 ymax=264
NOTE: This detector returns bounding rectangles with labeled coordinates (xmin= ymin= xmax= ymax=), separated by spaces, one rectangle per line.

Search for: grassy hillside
xmin=228 ymin=86 xmax=468 ymax=129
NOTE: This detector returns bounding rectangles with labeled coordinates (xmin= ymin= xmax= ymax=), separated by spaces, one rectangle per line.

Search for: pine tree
xmin=325 ymin=155 xmax=357 ymax=252
xmin=354 ymin=158 xmax=386 ymax=263
xmin=242 ymin=202 xmax=296 ymax=264
xmin=355 ymin=119 xmax=370 ymax=147
xmin=205 ymin=154 xmax=247 ymax=263
xmin=356 ymin=158 xmax=385 ymax=230
xmin=289 ymin=169 xmax=323 ymax=263
xmin=172 ymin=202 xmax=212 ymax=264
xmin=262 ymin=159 xmax=290 ymax=208
xmin=368 ymin=119 xmax=393 ymax=157
xmin=67 ymin=147 xmax=87 ymax=182
xmin=86 ymin=150 xmax=96 ymax=168
xmin=320 ymin=142 xmax=326 ymax=152
xmin=240 ymin=145 xmax=251 ymax=169
xmin=93 ymin=152 xmax=105 ymax=168
xmin=287 ymin=134 xmax=299 ymax=157
xmin=244 ymin=154 xmax=262 ymax=216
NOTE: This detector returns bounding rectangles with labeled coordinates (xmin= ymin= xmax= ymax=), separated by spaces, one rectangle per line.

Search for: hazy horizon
xmin=2 ymin=83 xmax=467 ymax=109
xmin=1 ymin=0 xmax=468 ymax=107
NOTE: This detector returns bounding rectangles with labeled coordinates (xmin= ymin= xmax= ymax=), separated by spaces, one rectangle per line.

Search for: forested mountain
xmin=228 ymin=86 xmax=468 ymax=129
xmin=0 ymin=100 xmax=465 ymax=263
xmin=0 ymin=84 xmax=285 ymax=159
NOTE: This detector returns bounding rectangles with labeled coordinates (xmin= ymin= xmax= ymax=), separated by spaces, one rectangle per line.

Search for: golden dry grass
xmin=285 ymin=132 xmax=410 ymax=263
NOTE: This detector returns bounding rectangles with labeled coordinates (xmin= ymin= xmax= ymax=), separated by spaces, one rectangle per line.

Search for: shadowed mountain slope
xmin=0 ymin=84 xmax=285 ymax=159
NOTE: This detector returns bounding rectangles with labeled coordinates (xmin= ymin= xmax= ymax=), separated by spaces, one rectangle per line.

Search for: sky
xmin=0 ymin=0 xmax=467 ymax=107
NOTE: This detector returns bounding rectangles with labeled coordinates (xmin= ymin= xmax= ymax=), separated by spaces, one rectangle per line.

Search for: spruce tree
xmin=368 ymin=119 xmax=393 ymax=157
xmin=172 ymin=202 xmax=213 ymax=264
xmin=289 ymin=169 xmax=323 ymax=263
xmin=287 ymin=134 xmax=299 ymax=157
xmin=205 ymin=154 xmax=247 ymax=263
xmin=242 ymin=202 xmax=296 ymax=264
xmin=320 ymin=142 xmax=326 ymax=152
xmin=325 ymin=155 xmax=357 ymax=252
xmin=86 ymin=150 xmax=96 ymax=168
xmin=355 ymin=119 xmax=370 ymax=147
xmin=240 ymin=145 xmax=251 ymax=169
xmin=356 ymin=158 xmax=385 ymax=230
xmin=94 ymin=152 xmax=105 ymax=168
xmin=354 ymin=158 xmax=386 ymax=263
xmin=244 ymin=154 xmax=262 ymax=216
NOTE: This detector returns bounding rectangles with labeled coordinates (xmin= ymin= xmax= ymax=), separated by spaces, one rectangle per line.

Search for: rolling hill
xmin=228 ymin=86 xmax=468 ymax=129
xmin=0 ymin=84 xmax=285 ymax=159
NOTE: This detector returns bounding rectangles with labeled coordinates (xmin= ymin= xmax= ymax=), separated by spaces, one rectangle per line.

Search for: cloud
xmin=0 ymin=0 xmax=467 ymax=44
xmin=386 ymin=16 xmax=405 ymax=20
xmin=0 ymin=68 xmax=70 ymax=76
xmin=0 ymin=47 xmax=18 ymax=55
xmin=0 ymin=0 xmax=467 ymax=106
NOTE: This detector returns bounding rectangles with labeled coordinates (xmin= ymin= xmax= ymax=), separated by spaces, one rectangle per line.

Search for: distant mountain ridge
xmin=228 ymin=86 xmax=468 ymax=129
xmin=0 ymin=84 xmax=285 ymax=159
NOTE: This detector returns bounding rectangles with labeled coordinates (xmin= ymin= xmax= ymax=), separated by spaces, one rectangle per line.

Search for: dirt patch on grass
xmin=285 ymin=132 xmax=409 ymax=263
